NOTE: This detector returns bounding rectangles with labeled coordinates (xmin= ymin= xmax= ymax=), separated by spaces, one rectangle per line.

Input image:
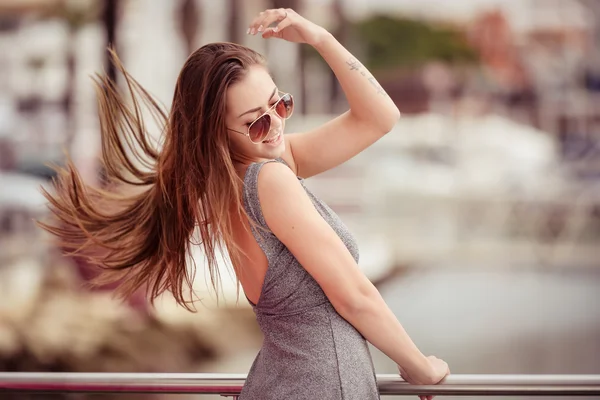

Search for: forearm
xmin=313 ymin=31 xmax=400 ymax=131
xmin=339 ymin=289 xmax=433 ymax=383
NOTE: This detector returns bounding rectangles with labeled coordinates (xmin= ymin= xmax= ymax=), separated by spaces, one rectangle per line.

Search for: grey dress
xmin=238 ymin=158 xmax=380 ymax=400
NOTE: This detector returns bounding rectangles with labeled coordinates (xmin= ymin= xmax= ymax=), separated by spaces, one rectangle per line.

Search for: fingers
xmin=260 ymin=27 xmax=278 ymax=39
xmin=397 ymin=365 xmax=410 ymax=382
xmin=248 ymin=8 xmax=288 ymax=35
xmin=272 ymin=16 xmax=292 ymax=33
xmin=260 ymin=12 xmax=293 ymax=39
xmin=398 ymin=366 xmax=407 ymax=378
xmin=247 ymin=12 xmax=263 ymax=34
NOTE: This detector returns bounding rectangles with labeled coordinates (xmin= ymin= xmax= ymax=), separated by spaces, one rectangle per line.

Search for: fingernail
xmin=273 ymin=26 xmax=278 ymax=32
xmin=258 ymin=25 xmax=264 ymax=32
xmin=246 ymin=28 xmax=250 ymax=34
xmin=250 ymin=28 xmax=255 ymax=34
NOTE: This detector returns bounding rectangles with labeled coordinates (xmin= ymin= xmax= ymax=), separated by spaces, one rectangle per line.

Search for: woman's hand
xmin=398 ymin=356 xmax=450 ymax=400
xmin=247 ymin=8 xmax=330 ymax=47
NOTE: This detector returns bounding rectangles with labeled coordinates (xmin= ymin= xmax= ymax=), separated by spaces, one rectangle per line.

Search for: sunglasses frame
xmin=228 ymin=91 xmax=294 ymax=144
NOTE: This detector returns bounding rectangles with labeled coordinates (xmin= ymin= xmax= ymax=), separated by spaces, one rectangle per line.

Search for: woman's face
xmin=226 ymin=65 xmax=286 ymax=164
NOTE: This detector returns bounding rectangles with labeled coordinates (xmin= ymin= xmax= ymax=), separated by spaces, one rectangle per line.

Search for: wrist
xmin=311 ymin=28 xmax=334 ymax=49
xmin=406 ymin=354 xmax=434 ymax=385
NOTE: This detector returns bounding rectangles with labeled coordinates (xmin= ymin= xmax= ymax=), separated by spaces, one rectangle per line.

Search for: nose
xmin=267 ymin=107 xmax=283 ymax=130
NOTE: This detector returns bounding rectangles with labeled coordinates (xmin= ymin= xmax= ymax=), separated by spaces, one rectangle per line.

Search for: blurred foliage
xmin=354 ymin=15 xmax=479 ymax=70
xmin=39 ymin=0 xmax=100 ymax=31
xmin=305 ymin=15 xmax=478 ymax=73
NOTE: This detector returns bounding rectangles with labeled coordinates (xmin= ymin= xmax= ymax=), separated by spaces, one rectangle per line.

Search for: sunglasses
xmin=228 ymin=91 xmax=294 ymax=144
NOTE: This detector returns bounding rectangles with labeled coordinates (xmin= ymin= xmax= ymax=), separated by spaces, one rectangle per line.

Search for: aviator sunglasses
xmin=228 ymin=91 xmax=294 ymax=144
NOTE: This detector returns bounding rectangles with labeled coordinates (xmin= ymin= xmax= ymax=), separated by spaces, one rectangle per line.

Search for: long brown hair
xmin=38 ymin=42 xmax=267 ymax=311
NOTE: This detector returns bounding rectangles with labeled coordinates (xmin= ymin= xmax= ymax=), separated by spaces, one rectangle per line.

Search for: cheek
xmin=228 ymin=131 xmax=255 ymax=154
xmin=228 ymin=132 xmax=244 ymax=150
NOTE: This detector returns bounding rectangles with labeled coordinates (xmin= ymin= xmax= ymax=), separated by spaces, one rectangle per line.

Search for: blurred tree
xmin=328 ymin=0 xmax=346 ymax=113
xmin=354 ymin=15 xmax=478 ymax=71
xmin=102 ymin=0 xmax=119 ymax=82
xmin=270 ymin=0 xmax=296 ymax=17
xmin=41 ymin=0 xmax=100 ymax=151
xmin=228 ymin=0 xmax=242 ymax=43
xmin=177 ymin=0 xmax=200 ymax=56
xmin=271 ymin=0 xmax=304 ymax=113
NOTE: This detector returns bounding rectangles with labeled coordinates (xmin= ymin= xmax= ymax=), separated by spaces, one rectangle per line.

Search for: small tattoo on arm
xmin=346 ymin=57 xmax=361 ymax=71
xmin=368 ymin=77 xmax=387 ymax=96
xmin=346 ymin=57 xmax=389 ymax=97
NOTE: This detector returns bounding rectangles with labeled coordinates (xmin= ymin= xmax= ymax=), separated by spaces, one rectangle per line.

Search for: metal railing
xmin=1 ymin=373 xmax=599 ymax=397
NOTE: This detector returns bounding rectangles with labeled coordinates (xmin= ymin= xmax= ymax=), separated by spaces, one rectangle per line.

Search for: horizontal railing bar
xmin=0 ymin=373 xmax=599 ymax=396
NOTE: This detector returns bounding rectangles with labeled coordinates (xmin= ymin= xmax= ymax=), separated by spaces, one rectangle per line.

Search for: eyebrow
xmin=237 ymin=87 xmax=278 ymax=118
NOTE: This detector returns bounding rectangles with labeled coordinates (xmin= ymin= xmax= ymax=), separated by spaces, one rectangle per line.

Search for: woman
xmin=40 ymin=8 xmax=450 ymax=400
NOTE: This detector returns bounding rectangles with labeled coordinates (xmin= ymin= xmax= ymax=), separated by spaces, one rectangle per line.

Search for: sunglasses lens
xmin=249 ymin=114 xmax=271 ymax=143
xmin=246 ymin=94 xmax=294 ymax=143
xmin=275 ymin=94 xmax=294 ymax=119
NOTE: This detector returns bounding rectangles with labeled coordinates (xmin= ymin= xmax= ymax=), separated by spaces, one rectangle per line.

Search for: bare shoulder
xmin=255 ymin=160 xmax=308 ymax=228
xmin=256 ymin=159 xmax=373 ymax=313
xmin=256 ymin=159 xmax=297 ymax=190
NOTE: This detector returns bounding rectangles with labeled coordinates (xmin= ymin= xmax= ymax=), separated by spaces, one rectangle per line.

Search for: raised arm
xmin=256 ymin=161 xmax=439 ymax=384
xmin=251 ymin=8 xmax=401 ymax=178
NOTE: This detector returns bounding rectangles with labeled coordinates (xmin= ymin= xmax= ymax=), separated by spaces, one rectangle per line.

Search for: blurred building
xmin=0 ymin=1 xmax=598 ymax=391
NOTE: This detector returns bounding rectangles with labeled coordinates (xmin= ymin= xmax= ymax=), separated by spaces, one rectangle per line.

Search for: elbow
xmin=383 ymin=107 xmax=401 ymax=132
xmin=373 ymin=107 xmax=401 ymax=134
xmin=351 ymin=106 xmax=401 ymax=135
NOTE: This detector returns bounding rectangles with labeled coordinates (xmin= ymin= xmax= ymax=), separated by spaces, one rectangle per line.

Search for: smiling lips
xmin=263 ymin=132 xmax=282 ymax=144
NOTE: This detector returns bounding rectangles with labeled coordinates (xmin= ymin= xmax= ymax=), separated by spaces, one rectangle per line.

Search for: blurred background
xmin=0 ymin=0 xmax=599 ymax=399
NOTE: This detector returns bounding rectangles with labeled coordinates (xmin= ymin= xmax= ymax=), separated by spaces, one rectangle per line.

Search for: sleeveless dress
xmin=238 ymin=158 xmax=380 ymax=400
